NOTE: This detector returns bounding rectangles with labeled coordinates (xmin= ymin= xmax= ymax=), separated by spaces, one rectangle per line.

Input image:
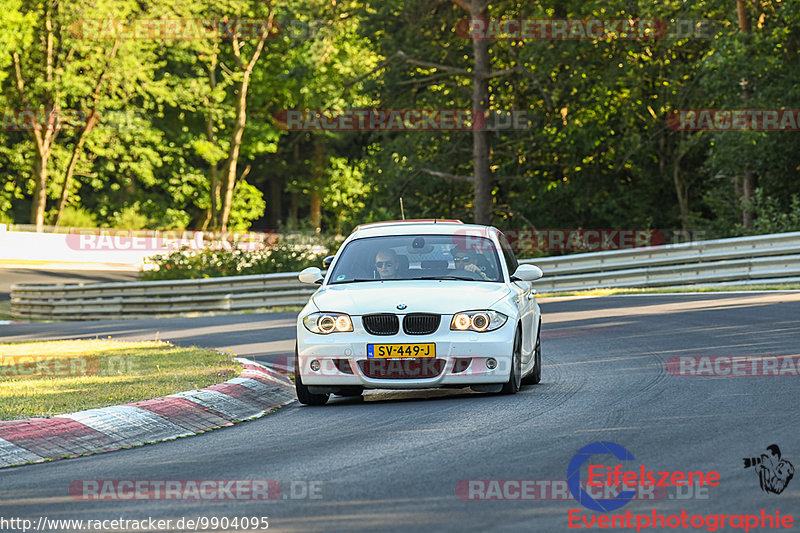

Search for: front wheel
xmin=294 ymin=345 xmax=329 ymax=406
xmin=501 ymin=330 xmax=522 ymax=394
xmin=522 ymin=324 xmax=542 ymax=385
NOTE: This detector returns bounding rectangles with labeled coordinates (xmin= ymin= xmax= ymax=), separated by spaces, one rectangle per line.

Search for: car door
xmin=498 ymin=233 xmax=535 ymax=363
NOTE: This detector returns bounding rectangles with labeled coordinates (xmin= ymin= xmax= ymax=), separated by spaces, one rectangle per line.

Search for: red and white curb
xmin=0 ymin=358 xmax=295 ymax=469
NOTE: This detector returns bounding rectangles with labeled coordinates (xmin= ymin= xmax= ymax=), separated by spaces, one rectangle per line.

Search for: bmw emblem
xmin=397 ymin=304 xmax=407 ymax=310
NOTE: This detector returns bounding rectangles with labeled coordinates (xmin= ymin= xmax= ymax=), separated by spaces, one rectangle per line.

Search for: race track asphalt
xmin=1 ymin=292 xmax=798 ymax=532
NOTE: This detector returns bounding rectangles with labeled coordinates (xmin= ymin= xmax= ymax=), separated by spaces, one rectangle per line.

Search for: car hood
xmin=311 ymin=281 xmax=511 ymax=315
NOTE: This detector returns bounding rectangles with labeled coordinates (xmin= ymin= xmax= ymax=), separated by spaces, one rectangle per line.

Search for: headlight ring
xmin=450 ymin=310 xmax=507 ymax=332
xmin=303 ymin=312 xmax=353 ymax=334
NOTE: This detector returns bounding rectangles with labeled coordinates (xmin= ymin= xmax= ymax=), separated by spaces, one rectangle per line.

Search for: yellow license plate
xmin=367 ymin=343 xmax=435 ymax=358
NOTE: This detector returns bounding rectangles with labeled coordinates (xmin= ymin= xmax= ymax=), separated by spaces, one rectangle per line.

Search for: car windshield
xmin=328 ymin=234 xmax=503 ymax=284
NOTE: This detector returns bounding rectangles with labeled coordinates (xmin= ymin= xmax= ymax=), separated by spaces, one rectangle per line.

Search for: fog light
xmin=486 ymin=358 xmax=497 ymax=370
xmin=310 ymin=360 xmax=321 ymax=371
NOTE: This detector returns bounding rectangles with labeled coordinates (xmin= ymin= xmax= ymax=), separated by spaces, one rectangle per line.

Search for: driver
xmin=374 ymin=249 xmax=398 ymax=279
xmin=453 ymin=250 xmax=491 ymax=280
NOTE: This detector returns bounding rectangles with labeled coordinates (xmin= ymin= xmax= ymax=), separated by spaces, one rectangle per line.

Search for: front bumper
xmin=296 ymin=316 xmax=514 ymax=389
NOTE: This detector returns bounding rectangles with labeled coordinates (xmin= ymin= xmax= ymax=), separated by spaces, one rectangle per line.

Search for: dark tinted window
xmin=328 ymin=235 xmax=503 ymax=283
xmin=498 ymin=232 xmax=518 ymax=277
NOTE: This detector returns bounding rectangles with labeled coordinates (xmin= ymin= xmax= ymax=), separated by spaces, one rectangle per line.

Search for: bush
xmin=140 ymin=234 xmax=338 ymax=281
xmin=108 ymin=205 xmax=150 ymax=229
xmin=750 ymin=189 xmax=800 ymax=235
xmin=49 ymin=206 xmax=98 ymax=228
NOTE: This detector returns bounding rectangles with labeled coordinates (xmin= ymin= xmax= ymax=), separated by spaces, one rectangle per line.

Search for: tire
xmin=294 ymin=344 xmax=329 ymax=406
xmin=522 ymin=324 xmax=542 ymax=385
xmin=501 ymin=330 xmax=522 ymax=394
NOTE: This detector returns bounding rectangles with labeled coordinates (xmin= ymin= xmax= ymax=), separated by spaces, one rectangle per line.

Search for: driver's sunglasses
xmin=375 ymin=261 xmax=393 ymax=268
xmin=453 ymin=256 xmax=470 ymax=262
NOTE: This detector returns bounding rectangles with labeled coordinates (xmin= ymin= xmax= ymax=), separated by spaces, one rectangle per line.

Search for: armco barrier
xmin=10 ymin=273 xmax=317 ymax=320
xmin=10 ymin=231 xmax=800 ymax=320
xmin=521 ymin=232 xmax=800 ymax=292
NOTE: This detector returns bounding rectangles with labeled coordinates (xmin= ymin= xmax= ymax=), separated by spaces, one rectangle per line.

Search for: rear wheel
xmin=501 ymin=330 xmax=522 ymax=394
xmin=522 ymin=324 xmax=542 ymax=385
xmin=294 ymin=344 xmax=329 ymax=406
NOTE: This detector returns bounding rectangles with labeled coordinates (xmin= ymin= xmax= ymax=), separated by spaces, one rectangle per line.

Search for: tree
xmin=218 ymin=10 xmax=275 ymax=232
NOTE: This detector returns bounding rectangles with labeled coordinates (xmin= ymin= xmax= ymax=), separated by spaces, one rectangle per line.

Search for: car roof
xmin=350 ymin=220 xmax=500 ymax=239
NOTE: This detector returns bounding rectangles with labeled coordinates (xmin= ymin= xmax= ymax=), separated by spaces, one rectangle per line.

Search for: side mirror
xmin=322 ymin=255 xmax=335 ymax=269
xmin=511 ymin=264 xmax=543 ymax=282
xmin=299 ymin=267 xmax=324 ymax=285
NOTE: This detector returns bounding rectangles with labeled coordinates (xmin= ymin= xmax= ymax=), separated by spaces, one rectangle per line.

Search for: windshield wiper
xmin=330 ymin=278 xmax=379 ymax=284
xmin=415 ymin=275 xmax=476 ymax=281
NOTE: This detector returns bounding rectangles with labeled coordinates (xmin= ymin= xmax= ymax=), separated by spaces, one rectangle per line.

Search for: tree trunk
xmin=205 ymin=48 xmax=219 ymax=229
xmin=471 ymin=0 xmax=492 ymax=225
xmin=310 ymin=191 xmax=322 ymax=231
xmin=310 ymin=140 xmax=324 ymax=231
xmin=31 ymin=154 xmax=48 ymax=230
xmin=666 ymin=132 xmax=690 ymax=233
xmin=268 ymin=175 xmax=283 ymax=228
xmin=26 ymin=116 xmax=58 ymax=232
xmin=207 ymin=139 xmax=219 ymax=230
xmin=14 ymin=6 xmax=60 ymax=232
xmin=55 ymin=113 xmax=98 ymax=226
xmin=219 ymin=27 xmax=270 ymax=232
xmin=219 ymin=77 xmax=249 ymax=232
xmin=673 ymin=156 xmax=689 ymax=233
xmin=742 ymin=170 xmax=755 ymax=228
xmin=737 ymin=0 xmax=755 ymax=229
xmin=736 ymin=0 xmax=750 ymax=32
xmin=290 ymin=192 xmax=299 ymax=225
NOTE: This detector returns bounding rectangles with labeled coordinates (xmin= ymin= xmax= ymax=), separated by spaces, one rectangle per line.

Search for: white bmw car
xmin=294 ymin=219 xmax=543 ymax=405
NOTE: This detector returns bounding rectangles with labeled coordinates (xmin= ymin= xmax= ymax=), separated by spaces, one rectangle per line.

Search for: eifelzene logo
xmin=743 ymin=445 xmax=794 ymax=495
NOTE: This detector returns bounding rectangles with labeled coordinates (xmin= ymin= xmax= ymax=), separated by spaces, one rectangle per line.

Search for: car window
xmin=328 ymin=234 xmax=503 ymax=283
xmin=499 ymin=232 xmax=519 ymax=277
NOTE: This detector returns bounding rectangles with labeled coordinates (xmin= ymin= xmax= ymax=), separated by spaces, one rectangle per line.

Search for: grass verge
xmin=0 ymin=339 xmax=240 ymax=420
xmin=538 ymin=284 xmax=800 ymax=298
xmin=0 ymin=300 xmax=10 ymax=321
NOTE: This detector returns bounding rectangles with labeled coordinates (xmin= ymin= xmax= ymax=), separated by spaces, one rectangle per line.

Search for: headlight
xmin=450 ymin=310 xmax=507 ymax=332
xmin=303 ymin=312 xmax=353 ymax=334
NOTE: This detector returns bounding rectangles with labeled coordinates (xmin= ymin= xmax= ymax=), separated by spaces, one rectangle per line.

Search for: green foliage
xmin=49 ymin=206 xmax=98 ymax=228
xmin=226 ymin=180 xmax=267 ymax=231
xmin=108 ymin=205 xmax=151 ymax=230
xmin=140 ymin=234 xmax=336 ymax=280
xmin=750 ymin=189 xmax=800 ymax=235
xmin=1 ymin=0 xmax=799 ymax=243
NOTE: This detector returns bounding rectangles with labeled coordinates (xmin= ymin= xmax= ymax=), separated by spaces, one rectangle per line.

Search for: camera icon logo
xmin=743 ymin=444 xmax=794 ymax=494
